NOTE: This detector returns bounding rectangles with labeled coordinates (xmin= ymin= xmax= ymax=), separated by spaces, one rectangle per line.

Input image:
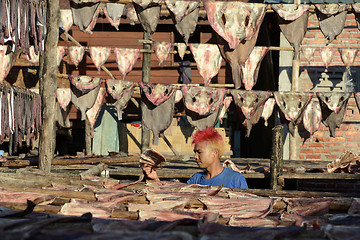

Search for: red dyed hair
xmin=192 ymin=127 xmax=224 ymax=157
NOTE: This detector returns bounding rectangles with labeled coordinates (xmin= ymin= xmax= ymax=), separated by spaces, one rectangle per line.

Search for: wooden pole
xmin=85 ymin=118 xmax=92 ymax=155
xmin=39 ymin=0 xmax=59 ymax=173
xmin=270 ymin=125 xmax=284 ymax=190
xmin=289 ymin=54 xmax=300 ymax=161
xmin=160 ymin=133 xmax=179 ymax=156
xmin=8 ymin=134 xmax=13 ymax=156
xmin=289 ymin=0 xmax=301 ymax=161
xmin=141 ymin=31 xmax=151 ymax=153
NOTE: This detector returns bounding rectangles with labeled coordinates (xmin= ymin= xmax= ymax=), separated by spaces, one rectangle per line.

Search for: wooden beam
xmin=39 ymin=0 xmax=59 ymax=173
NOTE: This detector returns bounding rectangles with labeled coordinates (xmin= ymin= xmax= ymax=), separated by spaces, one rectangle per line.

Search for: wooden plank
xmin=0 ymin=160 xmax=31 ymax=167
xmin=0 ymin=171 xmax=109 ymax=188
xmin=0 ymin=156 xmax=334 ymax=169
xmin=0 ymin=156 xmax=141 ymax=167
xmin=109 ymin=165 xmax=265 ymax=179
xmin=233 ymin=188 xmax=360 ymax=198
xmin=280 ymin=172 xmax=360 ymax=180
xmin=123 ymin=182 xmax=360 ymax=198
xmin=0 ymin=185 xmax=96 ymax=200
xmin=0 ymin=202 xmax=61 ymax=214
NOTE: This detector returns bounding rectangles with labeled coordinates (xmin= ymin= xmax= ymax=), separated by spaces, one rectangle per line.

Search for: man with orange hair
xmin=142 ymin=127 xmax=248 ymax=189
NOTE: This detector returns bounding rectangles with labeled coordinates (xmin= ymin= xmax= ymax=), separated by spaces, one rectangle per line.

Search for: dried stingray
xmin=204 ymin=1 xmax=266 ymax=49
xmin=70 ymin=1 xmax=101 ymax=34
xmin=303 ymin=100 xmax=322 ymax=138
xmin=353 ymin=4 xmax=360 ymax=30
xmin=70 ymin=75 xmax=102 ymax=93
xmin=173 ymin=7 xmax=200 ymax=44
xmin=315 ymin=4 xmax=347 ymax=44
xmin=214 ymin=2 xmax=266 ymax=87
xmin=272 ymin=4 xmax=309 ymax=59
xmin=182 ymin=86 xmax=226 ymax=130
xmin=242 ymin=47 xmax=269 ymax=90
xmin=354 ymin=92 xmax=360 ymax=113
xmin=317 ymin=92 xmax=351 ymax=137
xmin=302 ymin=47 xmax=317 ymax=63
xmin=186 ymin=108 xmax=222 ymax=131
xmin=57 ymin=102 xmax=71 ymax=128
xmin=103 ymin=3 xmax=125 ymax=30
xmin=106 ymin=79 xmax=136 ymax=120
xmin=140 ymin=83 xmax=177 ymax=145
xmin=274 ymin=92 xmax=313 ymax=136
xmin=165 ymin=0 xmax=200 ymax=43
xmin=231 ymin=90 xmax=270 ymax=137
xmin=217 ymin=25 xmax=261 ymax=89
xmin=71 ymin=84 xmax=101 ymax=121
xmin=134 ymin=1 xmax=161 ymax=37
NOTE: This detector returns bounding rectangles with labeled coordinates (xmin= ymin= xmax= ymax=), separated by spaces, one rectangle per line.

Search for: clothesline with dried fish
xmin=55 ymin=31 xmax=360 ymax=90
xmin=56 ymin=73 xmax=360 ymax=100
xmin=0 ymin=83 xmax=39 ymax=98
xmin=96 ymin=0 xmax=355 ymax=13
xmin=59 ymin=72 xmax=360 ymax=144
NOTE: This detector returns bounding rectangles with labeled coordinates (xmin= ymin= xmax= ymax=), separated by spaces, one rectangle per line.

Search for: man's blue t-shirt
xmin=187 ymin=167 xmax=248 ymax=189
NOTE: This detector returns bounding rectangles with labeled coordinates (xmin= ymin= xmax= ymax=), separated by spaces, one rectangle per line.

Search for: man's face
xmin=194 ymin=141 xmax=216 ymax=169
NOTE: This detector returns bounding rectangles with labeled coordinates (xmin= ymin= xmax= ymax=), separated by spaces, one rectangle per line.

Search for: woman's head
xmin=192 ymin=127 xmax=224 ymax=158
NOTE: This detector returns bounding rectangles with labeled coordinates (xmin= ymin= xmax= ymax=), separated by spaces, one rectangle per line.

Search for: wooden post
xmin=39 ymin=0 xmax=59 ymax=173
xmin=8 ymin=134 xmax=13 ymax=156
xmin=141 ymin=31 xmax=151 ymax=153
xmin=289 ymin=54 xmax=300 ymax=161
xmin=85 ymin=119 xmax=92 ymax=155
xmin=290 ymin=0 xmax=301 ymax=160
xmin=270 ymin=125 xmax=284 ymax=190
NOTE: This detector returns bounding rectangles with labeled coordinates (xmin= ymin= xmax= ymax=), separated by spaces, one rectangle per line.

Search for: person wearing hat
xmin=142 ymin=127 xmax=248 ymax=189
